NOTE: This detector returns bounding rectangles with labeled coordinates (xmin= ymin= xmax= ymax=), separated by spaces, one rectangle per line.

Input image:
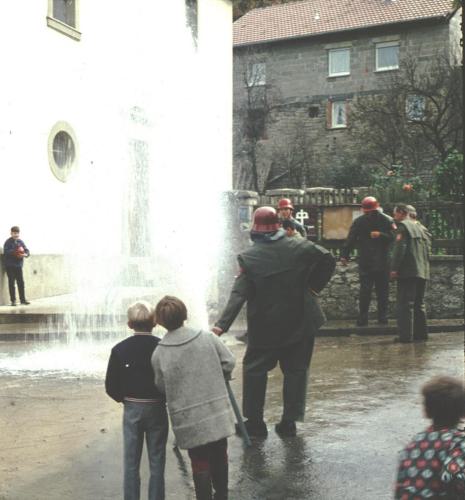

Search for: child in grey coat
xmin=151 ymin=296 xmax=235 ymax=500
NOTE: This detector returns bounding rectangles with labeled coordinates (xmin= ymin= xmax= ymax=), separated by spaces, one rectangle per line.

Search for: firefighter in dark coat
xmin=212 ymin=207 xmax=335 ymax=438
xmin=390 ymin=203 xmax=431 ymax=343
xmin=277 ymin=198 xmax=307 ymax=238
xmin=340 ymin=196 xmax=396 ymax=326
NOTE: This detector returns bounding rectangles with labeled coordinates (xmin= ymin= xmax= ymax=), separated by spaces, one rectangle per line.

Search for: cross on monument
xmin=295 ymin=209 xmax=309 ymax=226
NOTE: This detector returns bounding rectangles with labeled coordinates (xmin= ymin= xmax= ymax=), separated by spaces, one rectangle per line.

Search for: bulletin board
xmin=322 ymin=206 xmax=361 ymax=240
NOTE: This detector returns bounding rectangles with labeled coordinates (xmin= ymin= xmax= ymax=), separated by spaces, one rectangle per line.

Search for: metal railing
xmin=256 ymin=191 xmax=463 ymax=256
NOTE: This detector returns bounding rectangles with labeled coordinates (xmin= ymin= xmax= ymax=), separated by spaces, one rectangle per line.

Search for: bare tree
xmin=267 ymin=120 xmax=318 ymax=188
xmin=349 ymin=53 xmax=463 ymax=177
xmin=234 ymin=48 xmax=281 ymax=193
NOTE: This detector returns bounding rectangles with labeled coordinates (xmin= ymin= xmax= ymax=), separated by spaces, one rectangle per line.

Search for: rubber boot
xmin=242 ymin=372 xmax=267 ymax=423
xmin=358 ymin=274 xmax=372 ymax=326
xmin=211 ymin=461 xmax=228 ymax=500
xmin=192 ymin=471 xmax=213 ymax=500
xmin=275 ymin=419 xmax=297 ymax=437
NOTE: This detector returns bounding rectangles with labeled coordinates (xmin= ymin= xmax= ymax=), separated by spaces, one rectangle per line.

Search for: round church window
xmin=48 ymin=122 xmax=78 ymax=182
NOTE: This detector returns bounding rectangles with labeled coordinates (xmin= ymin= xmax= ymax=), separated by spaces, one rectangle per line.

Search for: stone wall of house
xmin=449 ymin=9 xmax=463 ymax=64
xmin=233 ymin=20 xmax=456 ymax=191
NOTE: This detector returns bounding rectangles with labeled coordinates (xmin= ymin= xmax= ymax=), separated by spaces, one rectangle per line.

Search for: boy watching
xmin=105 ymin=301 xmax=168 ymax=500
xmin=3 ymin=226 xmax=30 ymax=306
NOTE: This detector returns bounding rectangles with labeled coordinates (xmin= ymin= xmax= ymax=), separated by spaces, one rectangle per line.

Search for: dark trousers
xmin=188 ymin=438 xmax=228 ymax=500
xmin=358 ymin=270 xmax=389 ymax=321
xmin=396 ymin=277 xmax=428 ymax=341
xmin=242 ymin=333 xmax=315 ymax=423
xmin=6 ymin=266 xmax=26 ymax=303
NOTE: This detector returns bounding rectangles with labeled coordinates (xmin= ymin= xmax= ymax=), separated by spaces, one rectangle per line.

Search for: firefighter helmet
xmin=361 ymin=196 xmax=379 ymax=212
xmin=251 ymin=207 xmax=281 ymax=233
xmin=277 ymin=198 xmax=294 ymax=211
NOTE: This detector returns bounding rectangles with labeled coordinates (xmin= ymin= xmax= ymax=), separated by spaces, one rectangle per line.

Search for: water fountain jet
xmin=0 ymin=0 xmax=232 ymax=376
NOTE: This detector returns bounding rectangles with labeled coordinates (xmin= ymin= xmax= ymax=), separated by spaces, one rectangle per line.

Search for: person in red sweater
xmin=395 ymin=376 xmax=465 ymax=499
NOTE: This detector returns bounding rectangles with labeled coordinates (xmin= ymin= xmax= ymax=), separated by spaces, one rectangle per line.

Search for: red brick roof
xmin=233 ymin=0 xmax=457 ymax=46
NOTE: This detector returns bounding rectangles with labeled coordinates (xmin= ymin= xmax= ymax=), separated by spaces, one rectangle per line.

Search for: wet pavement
xmin=0 ymin=330 xmax=463 ymax=499
xmin=0 ymin=315 xmax=462 ymax=340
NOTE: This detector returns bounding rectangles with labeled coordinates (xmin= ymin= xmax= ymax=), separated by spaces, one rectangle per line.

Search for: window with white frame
xmin=54 ymin=0 xmax=76 ymax=27
xmin=331 ymin=101 xmax=347 ymax=128
xmin=247 ymin=63 xmax=266 ymax=87
xmin=406 ymin=95 xmax=426 ymax=121
xmin=47 ymin=0 xmax=81 ymax=40
xmin=48 ymin=121 xmax=78 ymax=182
xmin=375 ymin=41 xmax=399 ymax=71
xmin=328 ymin=48 xmax=350 ymax=77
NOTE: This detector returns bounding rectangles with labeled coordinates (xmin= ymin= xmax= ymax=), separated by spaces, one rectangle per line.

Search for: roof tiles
xmin=233 ymin=0 xmax=456 ymax=46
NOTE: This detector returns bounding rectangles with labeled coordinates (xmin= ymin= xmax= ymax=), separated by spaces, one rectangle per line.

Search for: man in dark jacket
xmin=105 ymin=301 xmax=168 ymax=500
xmin=212 ymin=207 xmax=335 ymax=438
xmin=3 ymin=226 xmax=30 ymax=306
xmin=390 ymin=204 xmax=431 ymax=343
xmin=340 ymin=196 xmax=396 ymax=326
xmin=277 ymin=198 xmax=307 ymax=238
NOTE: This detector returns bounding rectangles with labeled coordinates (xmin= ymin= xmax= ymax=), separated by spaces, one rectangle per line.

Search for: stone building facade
xmin=233 ymin=0 xmax=462 ymax=192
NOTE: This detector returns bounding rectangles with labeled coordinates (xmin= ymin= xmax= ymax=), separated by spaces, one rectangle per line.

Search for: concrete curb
xmin=228 ymin=319 xmax=464 ymax=341
xmin=318 ymin=323 xmax=464 ymax=337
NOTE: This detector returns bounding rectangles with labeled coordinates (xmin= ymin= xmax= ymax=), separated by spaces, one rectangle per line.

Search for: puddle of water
xmin=0 ymin=332 xmax=239 ymax=378
xmin=0 ymin=340 xmax=116 ymax=378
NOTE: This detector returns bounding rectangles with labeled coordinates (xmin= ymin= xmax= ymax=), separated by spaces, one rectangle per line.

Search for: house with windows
xmin=0 ymin=0 xmax=232 ymax=304
xmin=232 ymin=0 xmax=462 ymax=191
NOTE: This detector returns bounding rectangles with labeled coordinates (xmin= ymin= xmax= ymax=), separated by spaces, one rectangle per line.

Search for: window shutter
xmin=345 ymin=99 xmax=350 ymax=127
xmin=326 ymin=100 xmax=332 ymax=129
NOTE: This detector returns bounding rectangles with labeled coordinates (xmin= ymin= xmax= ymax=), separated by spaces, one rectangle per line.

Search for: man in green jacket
xmin=390 ymin=203 xmax=431 ymax=343
xmin=212 ymin=207 xmax=335 ymax=438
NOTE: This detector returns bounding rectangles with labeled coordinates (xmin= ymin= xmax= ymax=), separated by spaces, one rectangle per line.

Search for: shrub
xmin=433 ymin=151 xmax=464 ymax=202
xmin=370 ymin=164 xmax=427 ymax=204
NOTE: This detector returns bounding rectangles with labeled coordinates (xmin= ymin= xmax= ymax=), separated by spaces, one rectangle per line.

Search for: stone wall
xmin=426 ymin=256 xmax=464 ymax=319
xmin=321 ymin=256 xmax=464 ymax=320
xmin=220 ymin=237 xmax=464 ymax=321
xmin=449 ymin=9 xmax=463 ymax=64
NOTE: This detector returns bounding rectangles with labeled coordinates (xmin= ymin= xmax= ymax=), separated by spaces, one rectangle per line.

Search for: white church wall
xmin=0 ymin=0 xmax=232 ymax=304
